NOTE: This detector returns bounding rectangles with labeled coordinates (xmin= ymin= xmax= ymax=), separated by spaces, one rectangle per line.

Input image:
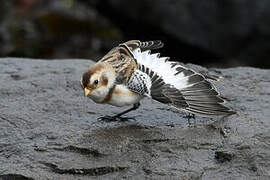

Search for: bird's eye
xmin=94 ymin=80 xmax=99 ymax=85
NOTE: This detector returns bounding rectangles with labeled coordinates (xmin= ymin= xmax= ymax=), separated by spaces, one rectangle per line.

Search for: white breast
xmin=108 ymin=85 xmax=143 ymax=107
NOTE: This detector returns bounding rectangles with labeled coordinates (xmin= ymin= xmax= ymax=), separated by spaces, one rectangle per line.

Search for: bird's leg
xmin=99 ymin=103 xmax=140 ymax=121
xmin=114 ymin=103 xmax=140 ymax=118
xmin=184 ymin=113 xmax=196 ymax=127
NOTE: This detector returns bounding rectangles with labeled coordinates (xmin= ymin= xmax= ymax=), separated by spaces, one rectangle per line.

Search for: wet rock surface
xmin=0 ymin=58 xmax=269 ymax=179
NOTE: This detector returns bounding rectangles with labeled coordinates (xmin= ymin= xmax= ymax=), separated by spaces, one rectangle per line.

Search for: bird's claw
xmin=184 ymin=113 xmax=195 ymax=119
xmin=184 ymin=113 xmax=196 ymax=127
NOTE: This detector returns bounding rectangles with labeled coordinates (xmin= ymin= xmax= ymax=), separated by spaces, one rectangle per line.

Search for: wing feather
xmin=129 ymin=40 xmax=235 ymax=117
xmin=124 ymin=40 xmax=164 ymax=51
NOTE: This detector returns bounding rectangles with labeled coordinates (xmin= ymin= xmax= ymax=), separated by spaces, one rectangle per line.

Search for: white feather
xmin=132 ymin=48 xmax=191 ymax=90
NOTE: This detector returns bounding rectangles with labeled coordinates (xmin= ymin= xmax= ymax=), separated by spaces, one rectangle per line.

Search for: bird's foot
xmin=98 ymin=115 xmax=135 ymax=122
xmin=184 ymin=113 xmax=196 ymax=127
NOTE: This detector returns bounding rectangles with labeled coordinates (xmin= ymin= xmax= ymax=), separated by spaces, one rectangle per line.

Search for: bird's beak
xmin=84 ymin=88 xmax=92 ymax=97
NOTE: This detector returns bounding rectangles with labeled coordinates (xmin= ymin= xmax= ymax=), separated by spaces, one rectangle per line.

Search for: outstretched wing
xmin=130 ymin=41 xmax=235 ymax=117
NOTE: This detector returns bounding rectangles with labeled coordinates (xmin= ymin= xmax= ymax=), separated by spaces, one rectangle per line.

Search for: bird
xmin=80 ymin=40 xmax=235 ymax=121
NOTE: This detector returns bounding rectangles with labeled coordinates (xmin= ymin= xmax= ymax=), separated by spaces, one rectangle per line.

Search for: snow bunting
xmin=81 ymin=40 xmax=235 ymax=120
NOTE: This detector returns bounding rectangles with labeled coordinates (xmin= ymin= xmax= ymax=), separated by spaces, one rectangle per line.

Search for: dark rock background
xmin=0 ymin=58 xmax=269 ymax=179
xmin=102 ymin=0 xmax=270 ymax=68
xmin=1 ymin=0 xmax=270 ymax=68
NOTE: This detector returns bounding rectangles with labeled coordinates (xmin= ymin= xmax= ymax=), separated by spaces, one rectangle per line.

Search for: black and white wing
xmin=126 ymin=40 xmax=235 ymax=117
xmin=125 ymin=69 xmax=152 ymax=97
xmin=124 ymin=40 xmax=164 ymax=51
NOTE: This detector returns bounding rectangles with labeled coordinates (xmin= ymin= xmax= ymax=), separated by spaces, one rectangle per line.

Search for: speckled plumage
xmin=81 ymin=40 xmax=235 ymax=118
xmin=126 ymin=70 xmax=151 ymax=96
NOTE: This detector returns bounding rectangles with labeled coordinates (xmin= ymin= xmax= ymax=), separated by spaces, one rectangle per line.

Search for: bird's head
xmin=80 ymin=62 xmax=115 ymax=103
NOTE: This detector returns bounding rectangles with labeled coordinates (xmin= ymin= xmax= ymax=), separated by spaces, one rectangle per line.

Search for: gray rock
xmin=0 ymin=58 xmax=269 ymax=179
xmin=106 ymin=0 xmax=270 ymax=66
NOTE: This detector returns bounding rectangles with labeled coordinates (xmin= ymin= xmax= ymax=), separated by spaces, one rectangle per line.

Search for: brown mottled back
xmin=99 ymin=40 xmax=164 ymax=84
xmin=100 ymin=43 xmax=137 ymax=84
